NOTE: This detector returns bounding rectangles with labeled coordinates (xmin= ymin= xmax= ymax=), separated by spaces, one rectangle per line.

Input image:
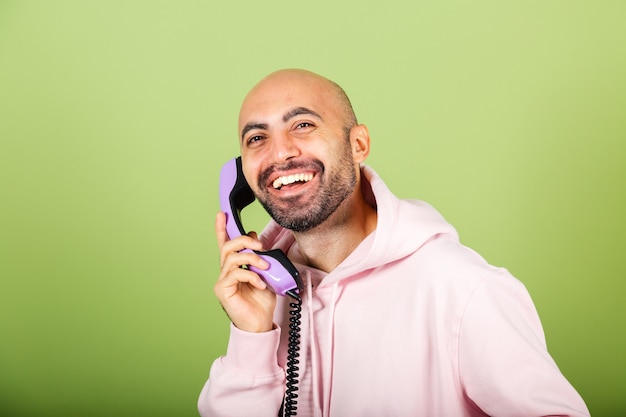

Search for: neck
xmin=292 ymin=183 xmax=377 ymax=273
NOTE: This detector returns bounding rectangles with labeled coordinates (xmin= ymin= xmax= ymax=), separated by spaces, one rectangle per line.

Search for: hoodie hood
xmin=259 ymin=164 xmax=459 ymax=286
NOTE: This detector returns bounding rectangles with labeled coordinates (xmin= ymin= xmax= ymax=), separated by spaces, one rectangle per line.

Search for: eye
xmin=295 ymin=122 xmax=314 ymax=129
xmin=246 ymin=134 xmax=265 ymax=145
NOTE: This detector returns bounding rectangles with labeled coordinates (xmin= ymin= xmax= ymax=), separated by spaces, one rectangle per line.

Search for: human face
xmin=238 ymin=73 xmax=359 ymax=232
xmin=254 ymin=128 xmax=356 ymax=232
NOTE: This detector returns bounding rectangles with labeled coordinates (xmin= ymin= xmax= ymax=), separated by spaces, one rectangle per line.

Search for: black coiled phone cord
xmin=282 ymin=290 xmax=302 ymax=417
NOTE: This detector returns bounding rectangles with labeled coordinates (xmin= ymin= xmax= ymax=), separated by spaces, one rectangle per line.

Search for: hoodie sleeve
xmin=458 ymin=272 xmax=590 ymax=417
xmin=197 ymin=323 xmax=285 ymax=417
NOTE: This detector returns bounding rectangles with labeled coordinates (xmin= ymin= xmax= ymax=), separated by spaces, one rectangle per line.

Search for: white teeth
xmin=272 ymin=173 xmax=314 ymax=189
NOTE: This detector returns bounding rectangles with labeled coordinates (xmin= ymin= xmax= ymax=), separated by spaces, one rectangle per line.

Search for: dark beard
xmin=256 ymin=148 xmax=357 ymax=233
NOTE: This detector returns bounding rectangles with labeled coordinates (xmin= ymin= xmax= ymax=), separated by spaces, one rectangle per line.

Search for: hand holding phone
xmin=214 ymin=211 xmax=277 ymax=332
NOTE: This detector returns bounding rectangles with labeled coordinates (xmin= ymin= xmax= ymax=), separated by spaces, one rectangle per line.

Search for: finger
xmin=216 ymin=267 xmax=268 ymax=294
xmin=215 ymin=212 xmax=228 ymax=248
xmin=220 ymin=251 xmax=269 ymax=277
xmin=221 ymin=234 xmax=264 ymax=253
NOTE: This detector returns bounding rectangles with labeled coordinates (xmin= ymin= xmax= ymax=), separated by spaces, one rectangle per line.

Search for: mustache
xmin=258 ymin=158 xmax=325 ymax=188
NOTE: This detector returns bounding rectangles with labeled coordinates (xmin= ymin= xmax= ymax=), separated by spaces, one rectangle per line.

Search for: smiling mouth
xmin=272 ymin=172 xmax=314 ymax=190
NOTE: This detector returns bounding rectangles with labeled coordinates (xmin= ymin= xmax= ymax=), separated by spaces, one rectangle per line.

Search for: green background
xmin=1 ymin=1 xmax=624 ymax=416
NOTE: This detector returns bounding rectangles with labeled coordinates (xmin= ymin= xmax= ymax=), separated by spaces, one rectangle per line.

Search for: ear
xmin=350 ymin=124 xmax=370 ymax=164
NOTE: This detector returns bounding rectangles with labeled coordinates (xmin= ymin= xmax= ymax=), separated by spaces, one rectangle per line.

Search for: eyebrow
xmin=240 ymin=107 xmax=322 ymax=143
xmin=282 ymin=107 xmax=322 ymax=123
xmin=241 ymin=122 xmax=268 ymax=142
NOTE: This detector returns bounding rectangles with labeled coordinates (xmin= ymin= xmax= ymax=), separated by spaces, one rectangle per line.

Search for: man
xmin=198 ymin=69 xmax=589 ymax=417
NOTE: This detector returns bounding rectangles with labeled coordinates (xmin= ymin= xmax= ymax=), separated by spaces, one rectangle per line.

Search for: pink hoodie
xmin=198 ymin=166 xmax=590 ymax=417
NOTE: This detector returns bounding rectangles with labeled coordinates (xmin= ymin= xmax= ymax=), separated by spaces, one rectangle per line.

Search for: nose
xmin=270 ymin=132 xmax=300 ymax=163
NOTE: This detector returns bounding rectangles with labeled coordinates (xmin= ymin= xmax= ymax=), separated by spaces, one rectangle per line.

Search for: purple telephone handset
xmin=219 ymin=157 xmax=302 ymax=296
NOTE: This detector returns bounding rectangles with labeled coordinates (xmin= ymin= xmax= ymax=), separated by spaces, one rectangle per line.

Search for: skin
xmin=214 ymin=69 xmax=377 ymax=332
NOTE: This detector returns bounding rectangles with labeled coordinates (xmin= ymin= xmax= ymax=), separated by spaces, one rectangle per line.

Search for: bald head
xmin=238 ymin=69 xmax=357 ymax=143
